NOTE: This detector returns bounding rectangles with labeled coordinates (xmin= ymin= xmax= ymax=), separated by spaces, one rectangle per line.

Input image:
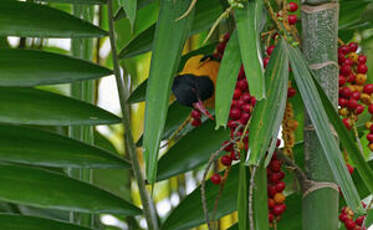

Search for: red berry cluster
xmin=287 ymin=2 xmax=298 ymax=25
xmin=337 ymin=42 xmax=371 ymax=150
xmin=339 ymin=206 xmax=367 ymax=230
xmin=191 ymin=109 xmax=202 ymax=127
xmin=267 ymin=147 xmax=287 ymax=225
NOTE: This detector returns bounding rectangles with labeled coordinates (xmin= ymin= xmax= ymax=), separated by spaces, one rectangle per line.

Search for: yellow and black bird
xmin=172 ymin=54 xmax=220 ymax=119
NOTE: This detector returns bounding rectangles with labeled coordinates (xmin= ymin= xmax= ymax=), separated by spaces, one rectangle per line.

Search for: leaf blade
xmin=0 ymin=87 xmax=121 ymax=126
xmin=0 ymin=0 xmax=107 ymax=38
xmin=0 ymin=49 xmax=112 ymax=87
xmin=143 ymin=0 xmax=195 ymax=183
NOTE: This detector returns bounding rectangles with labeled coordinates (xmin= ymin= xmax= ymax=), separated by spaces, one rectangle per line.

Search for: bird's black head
xmin=172 ymin=74 xmax=214 ymax=107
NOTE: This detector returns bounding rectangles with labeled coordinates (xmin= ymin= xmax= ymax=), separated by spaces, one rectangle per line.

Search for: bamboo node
xmin=303 ymin=181 xmax=339 ymax=198
xmin=309 ymin=61 xmax=339 ymax=70
xmin=301 ymin=3 xmax=338 ymax=14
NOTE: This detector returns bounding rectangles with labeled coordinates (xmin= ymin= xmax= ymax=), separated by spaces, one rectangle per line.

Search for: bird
xmin=172 ymin=54 xmax=220 ymax=120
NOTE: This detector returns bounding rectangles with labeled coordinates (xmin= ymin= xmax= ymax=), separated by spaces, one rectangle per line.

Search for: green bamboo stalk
xmin=301 ymin=2 xmax=340 ymax=230
xmin=69 ymin=4 xmax=95 ymax=228
xmin=107 ymin=1 xmax=159 ymax=229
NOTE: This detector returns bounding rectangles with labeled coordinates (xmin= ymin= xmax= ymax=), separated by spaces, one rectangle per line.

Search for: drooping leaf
xmin=161 ymin=165 xmax=243 ymax=230
xmin=115 ymin=0 xmax=155 ymax=21
xmin=0 ymin=87 xmax=121 ymax=126
xmin=143 ymin=0 xmax=194 ymax=183
xmin=253 ymin=163 xmax=269 ymax=230
xmin=0 ymin=0 xmax=107 ymax=38
xmin=237 ymin=161 xmax=248 ymax=230
xmin=215 ymin=31 xmax=242 ymax=128
xmin=118 ymin=0 xmax=137 ymax=29
xmin=118 ymin=0 xmax=222 ymax=59
xmin=127 ymin=43 xmax=217 ymax=104
xmin=0 ymin=49 xmax=112 ymax=87
xmin=0 ymin=164 xmax=141 ymax=215
xmin=315 ymin=78 xmax=373 ymax=195
xmin=0 ymin=125 xmax=130 ymax=168
xmin=288 ymin=44 xmax=363 ymax=214
xmin=247 ymin=39 xmax=289 ymax=165
xmin=157 ymin=120 xmax=229 ymax=181
xmin=0 ymin=214 xmax=92 ymax=230
xmin=235 ymin=0 xmax=265 ymax=100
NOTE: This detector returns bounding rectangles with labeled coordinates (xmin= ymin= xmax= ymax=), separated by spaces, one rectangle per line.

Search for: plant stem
xmin=106 ymin=1 xmax=159 ymax=229
xmin=301 ymin=1 xmax=340 ymax=230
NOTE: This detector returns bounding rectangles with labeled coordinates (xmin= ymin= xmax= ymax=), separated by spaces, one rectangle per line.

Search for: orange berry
xmin=274 ymin=193 xmax=286 ymax=204
xmin=355 ymin=74 xmax=367 ymax=85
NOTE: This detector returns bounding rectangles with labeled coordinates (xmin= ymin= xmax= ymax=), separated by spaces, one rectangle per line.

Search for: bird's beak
xmin=193 ymin=99 xmax=214 ymax=120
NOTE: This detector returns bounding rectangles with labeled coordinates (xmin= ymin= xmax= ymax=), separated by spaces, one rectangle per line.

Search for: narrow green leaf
xmin=157 ymin=120 xmax=229 ymax=181
xmin=237 ymin=162 xmax=248 ymax=230
xmin=161 ymin=165 xmax=243 ymax=230
xmin=288 ymin=44 xmax=363 ymax=214
xmin=118 ymin=0 xmax=137 ymax=29
xmin=0 ymin=49 xmax=112 ymax=87
xmin=0 ymin=87 xmax=121 ymax=126
xmin=143 ymin=0 xmax=194 ymax=183
xmin=253 ymin=163 xmax=269 ymax=230
xmin=315 ymin=78 xmax=373 ymax=194
xmin=235 ymin=0 xmax=265 ymax=100
xmin=0 ymin=0 xmax=107 ymax=38
xmin=0 ymin=214 xmax=92 ymax=230
xmin=0 ymin=164 xmax=141 ymax=215
xmin=0 ymin=125 xmax=130 ymax=168
xmin=127 ymin=43 xmax=217 ymax=104
xmin=118 ymin=0 xmax=223 ymax=59
xmin=115 ymin=0 xmax=155 ymax=21
xmin=215 ymin=31 xmax=242 ymax=128
xmin=366 ymin=208 xmax=373 ymax=227
xmin=247 ymin=39 xmax=289 ymax=165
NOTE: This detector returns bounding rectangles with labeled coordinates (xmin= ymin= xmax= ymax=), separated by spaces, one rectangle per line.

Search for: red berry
xmin=369 ymin=104 xmax=373 ymax=114
xmin=211 ymin=173 xmax=221 ymax=185
xmin=191 ymin=118 xmax=202 ymax=127
xmin=216 ymin=42 xmax=226 ymax=54
xmin=340 ymin=87 xmax=352 ymax=98
xmin=230 ymin=151 xmax=240 ymax=160
xmin=238 ymin=65 xmax=245 ymax=79
xmin=339 ymin=98 xmax=348 ymax=107
xmin=221 ymin=155 xmax=232 ymax=166
xmin=347 ymin=74 xmax=356 ymax=83
xmin=241 ymin=93 xmax=251 ymax=103
xmin=242 ymin=104 xmax=252 ymax=113
xmin=339 ymin=54 xmax=346 ymax=64
xmin=276 ymin=139 xmax=281 ymax=147
xmin=355 ymin=216 xmax=365 ymax=226
xmin=288 ymin=15 xmax=297 ymax=25
xmin=223 ymin=33 xmax=230 ymax=42
xmin=363 ymin=84 xmax=373 ymax=94
xmin=240 ymin=112 xmax=251 ymax=125
xmin=229 ymin=108 xmax=241 ymax=120
xmin=340 ymin=64 xmax=352 ymax=76
xmin=275 ymin=181 xmax=286 ymax=192
xmin=277 ymin=171 xmax=285 ymax=180
xmin=339 ymin=75 xmax=347 ymax=86
xmin=228 ymin=120 xmax=238 ymax=129
xmin=347 ymin=98 xmax=358 ymax=109
xmin=268 ymin=213 xmax=274 ymax=222
xmin=287 ymin=87 xmax=296 ymax=98
xmin=367 ymin=133 xmax=373 ymax=142
xmin=250 ymin=97 xmax=257 ymax=106
xmin=339 ymin=213 xmax=349 ymax=222
xmin=191 ymin=109 xmax=201 ymax=119
xmin=233 ymin=89 xmax=242 ymax=99
xmin=263 ymin=57 xmax=270 ymax=68
xmin=344 ymin=219 xmax=356 ymax=230
xmin=351 ymin=91 xmax=361 ymax=100
xmin=268 ymin=198 xmax=275 ymax=209
xmin=270 ymin=173 xmax=281 ymax=183
xmin=222 ymin=141 xmax=233 ymax=152
xmin=370 ymin=124 xmax=373 ymax=133
xmin=339 ymin=45 xmax=351 ymax=55
xmin=267 ymin=185 xmax=277 ymax=197
xmin=266 ymin=45 xmax=275 ymax=56
xmin=357 ymin=64 xmax=368 ymax=74
xmin=288 ymin=2 xmax=298 ymax=12
xmin=273 ymin=204 xmax=286 ymax=216
xmin=348 ymin=42 xmax=358 ymax=52
xmin=237 ymin=80 xmax=248 ymax=91
xmin=344 ymin=58 xmax=354 ymax=66
xmin=355 ymin=104 xmax=365 ymax=115
xmin=236 ymin=99 xmax=245 ymax=109
xmin=358 ymin=55 xmax=367 ymax=64
xmin=270 ymin=160 xmax=282 ymax=172
xmin=346 ymin=164 xmax=354 ymax=174
xmin=342 ymin=118 xmax=351 ymax=130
